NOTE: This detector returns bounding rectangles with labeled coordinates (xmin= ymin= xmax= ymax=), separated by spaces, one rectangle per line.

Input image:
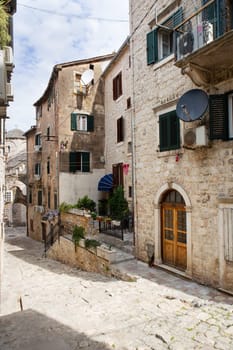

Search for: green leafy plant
xmin=76 ymin=195 xmax=96 ymax=212
xmin=72 ymin=225 xmax=85 ymax=250
xmin=0 ymin=1 xmax=11 ymax=48
xmin=108 ymin=186 xmax=129 ymax=221
xmin=59 ymin=202 xmax=74 ymax=213
xmin=84 ymin=238 xmax=101 ymax=249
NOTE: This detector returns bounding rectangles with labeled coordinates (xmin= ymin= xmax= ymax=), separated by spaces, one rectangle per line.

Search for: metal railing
xmin=175 ymin=0 xmax=233 ymax=60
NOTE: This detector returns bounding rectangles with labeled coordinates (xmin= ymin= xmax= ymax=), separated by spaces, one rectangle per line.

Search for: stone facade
xmin=25 ymin=54 xmax=114 ymax=241
xmin=129 ymin=0 xmax=233 ymax=291
xmin=103 ymin=38 xmax=133 ymax=211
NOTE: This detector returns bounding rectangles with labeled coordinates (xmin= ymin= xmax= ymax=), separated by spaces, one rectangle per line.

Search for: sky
xmin=7 ymin=0 xmax=129 ymax=132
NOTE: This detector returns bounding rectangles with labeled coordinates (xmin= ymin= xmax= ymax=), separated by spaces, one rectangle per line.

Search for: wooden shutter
xmin=71 ymin=113 xmax=77 ymax=130
xmin=69 ymin=152 xmax=77 ymax=172
xmin=209 ymin=94 xmax=228 ymax=140
xmin=112 ymin=163 xmax=123 ymax=188
xmin=82 ymin=152 xmax=90 ymax=172
xmin=117 ymin=117 xmax=124 ymax=142
xmin=147 ymin=29 xmax=158 ymax=65
xmin=159 ymin=111 xmax=180 ymax=151
xmin=87 ymin=115 xmax=94 ymax=131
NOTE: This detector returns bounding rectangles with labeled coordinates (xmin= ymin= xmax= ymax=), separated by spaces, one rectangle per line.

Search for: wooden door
xmin=162 ymin=203 xmax=187 ymax=270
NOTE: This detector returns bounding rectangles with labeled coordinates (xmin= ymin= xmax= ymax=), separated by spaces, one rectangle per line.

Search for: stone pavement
xmin=1 ymin=226 xmax=233 ymax=350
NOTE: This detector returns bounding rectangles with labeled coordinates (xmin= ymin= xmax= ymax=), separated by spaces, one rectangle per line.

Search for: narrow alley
xmin=1 ymin=226 xmax=233 ymax=350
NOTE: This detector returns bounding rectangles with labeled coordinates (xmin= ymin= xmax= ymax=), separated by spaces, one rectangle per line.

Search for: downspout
xmin=129 ymin=0 xmax=139 ymax=256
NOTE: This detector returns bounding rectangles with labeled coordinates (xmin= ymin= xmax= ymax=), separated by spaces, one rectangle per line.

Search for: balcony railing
xmin=175 ymin=0 xmax=233 ymax=61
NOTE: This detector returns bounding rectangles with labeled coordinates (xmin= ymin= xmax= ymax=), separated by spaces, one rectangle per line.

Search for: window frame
xmin=147 ymin=7 xmax=183 ymax=65
xmin=117 ymin=116 xmax=124 ymax=143
xmin=71 ymin=113 xmax=94 ymax=132
xmin=69 ymin=151 xmax=90 ymax=173
xmin=113 ymin=72 xmax=123 ymax=100
xmin=159 ymin=110 xmax=180 ymax=152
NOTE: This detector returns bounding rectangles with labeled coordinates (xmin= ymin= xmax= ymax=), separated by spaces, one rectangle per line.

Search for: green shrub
xmin=108 ymin=186 xmax=129 ymax=220
xmin=72 ymin=225 xmax=85 ymax=248
xmin=59 ymin=202 xmax=74 ymax=213
xmin=84 ymin=239 xmax=101 ymax=249
xmin=76 ymin=195 xmax=96 ymax=212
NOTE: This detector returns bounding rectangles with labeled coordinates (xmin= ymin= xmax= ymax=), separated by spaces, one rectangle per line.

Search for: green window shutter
xmin=69 ymin=152 xmax=77 ymax=172
xmin=209 ymin=94 xmax=228 ymax=140
xmin=87 ymin=115 xmax=94 ymax=131
xmin=159 ymin=111 xmax=180 ymax=151
xmin=82 ymin=152 xmax=90 ymax=172
xmin=172 ymin=7 xmax=183 ymax=28
xmin=147 ymin=29 xmax=158 ymax=65
xmin=71 ymin=113 xmax=77 ymax=130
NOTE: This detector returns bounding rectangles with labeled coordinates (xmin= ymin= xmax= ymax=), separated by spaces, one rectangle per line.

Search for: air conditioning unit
xmin=34 ymin=145 xmax=42 ymax=152
xmin=34 ymin=205 xmax=44 ymax=213
xmin=183 ymin=125 xmax=208 ymax=149
xmin=4 ymin=46 xmax=13 ymax=65
xmin=34 ymin=174 xmax=41 ymax=181
xmin=6 ymin=83 xmax=13 ymax=101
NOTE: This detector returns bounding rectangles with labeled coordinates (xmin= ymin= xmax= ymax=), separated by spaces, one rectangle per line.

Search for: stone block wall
xmin=130 ymin=0 xmax=233 ymax=291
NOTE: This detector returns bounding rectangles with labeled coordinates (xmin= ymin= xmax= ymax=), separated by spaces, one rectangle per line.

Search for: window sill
xmin=157 ymin=148 xmax=183 ymax=158
xmin=153 ymin=54 xmax=175 ymax=71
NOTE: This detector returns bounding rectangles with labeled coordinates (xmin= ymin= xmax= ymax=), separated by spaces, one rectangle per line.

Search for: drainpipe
xmin=129 ymin=1 xmax=139 ymax=257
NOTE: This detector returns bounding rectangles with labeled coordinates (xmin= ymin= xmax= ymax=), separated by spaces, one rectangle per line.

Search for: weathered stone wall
xmin=48 ymin=236 xmax=111 ymax=276
xmin=60 ymin=211 xmax=98 ymax=236
xmin=104 ymin=41 xmax=133 ymax=208
xmin=130 ymin=0 xmax=233 ymax=290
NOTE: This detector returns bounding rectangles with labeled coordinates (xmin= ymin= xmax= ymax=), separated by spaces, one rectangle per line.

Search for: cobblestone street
xmin=1 ymin=226 xmax=233 ymax=350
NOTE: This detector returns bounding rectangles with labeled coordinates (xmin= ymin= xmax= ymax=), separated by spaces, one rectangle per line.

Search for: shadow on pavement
xmin=0 ymin=309 xmax=112 ymax=350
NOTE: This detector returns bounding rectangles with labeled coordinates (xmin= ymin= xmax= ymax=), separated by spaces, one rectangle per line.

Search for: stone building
xmin=0 ymin=0 xmax=16 ymax=289
xmin=25 ymin=54 xmax=115 ymax=241
xmin=129 ymin=0 xmax=233 ymax=292
xmin=101 ymin=37 xmax=133 ymax=213
xmin=5 ymin=128 xmax=27 ymax=226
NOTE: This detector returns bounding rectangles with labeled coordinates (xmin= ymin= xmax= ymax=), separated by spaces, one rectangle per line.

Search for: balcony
xmin=174 ymin=0 xmax=233 ymax=86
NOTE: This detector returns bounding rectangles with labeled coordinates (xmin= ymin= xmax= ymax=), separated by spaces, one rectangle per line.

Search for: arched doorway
xmin=161 ymin=190 xmax=187 ymax=271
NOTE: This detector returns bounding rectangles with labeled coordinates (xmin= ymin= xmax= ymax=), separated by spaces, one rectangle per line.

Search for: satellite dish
xmin=81 ymin=69 xmax=94 ymax=85
xmin=176 ymin=89 xmax=208 ymax=122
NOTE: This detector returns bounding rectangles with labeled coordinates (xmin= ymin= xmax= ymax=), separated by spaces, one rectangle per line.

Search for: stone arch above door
xmin=153 ymin=182 xmax=192 ymax=277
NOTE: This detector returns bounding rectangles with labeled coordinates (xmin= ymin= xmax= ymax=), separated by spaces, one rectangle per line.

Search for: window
xmin=128 ymin=186 xmax=132 ymax=198
xmin=38 ymin=190 xmax=42 ymax=206
xmin=209 ymin=93 xmax=233 ymax=140
xmin=147 ymin=8 xmax=183 ymax=65
xmin=128 ymin=141 xmax=132 ymax=154
xmin=47 ymin=159 xmax=50 ymax=174
xmin=48 ymin=190 xmax=51 ymax=209
xmin=117 ymin=116 xmax=124 ymax=143
xmin=36 ymin=105 xmax=42 ymax=119
xmin=35 ymin=163 xmax=41 ymax=176
xmin=5 ymin=190 xmax=13 ymax=203
xmin=35 ymin=133 xmax=41 ymax=146
xmin=69 ymin=152 xmax=90 ymax=173
xmin=112 ymin=163 xmax=123 ymax=188
xmin=159 ymin=111 xmax=180 ymax=152
xmin=113 ymin=72 xmax=122 ymax=100
xmin=54 ymin=192 xmax=58 ymax=209
xmin=47 ymin=127 xmax=50 ymax=141
xmin=127 ymin=97 xmax=131 ymax=109
xmin=71 ymin=113 xmax=94 ymax=132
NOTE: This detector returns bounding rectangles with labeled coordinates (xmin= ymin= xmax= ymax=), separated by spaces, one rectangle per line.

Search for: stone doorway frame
xmin=153 ymin=182 xmax=192 ymax=277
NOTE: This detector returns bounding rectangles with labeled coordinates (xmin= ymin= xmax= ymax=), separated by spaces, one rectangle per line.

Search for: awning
xmin=98 ymin=174 xmax=113 ymax=192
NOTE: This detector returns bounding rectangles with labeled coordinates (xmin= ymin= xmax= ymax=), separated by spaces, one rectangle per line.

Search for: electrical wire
xmin=18 ymin=3 xmax=129 ymax=23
